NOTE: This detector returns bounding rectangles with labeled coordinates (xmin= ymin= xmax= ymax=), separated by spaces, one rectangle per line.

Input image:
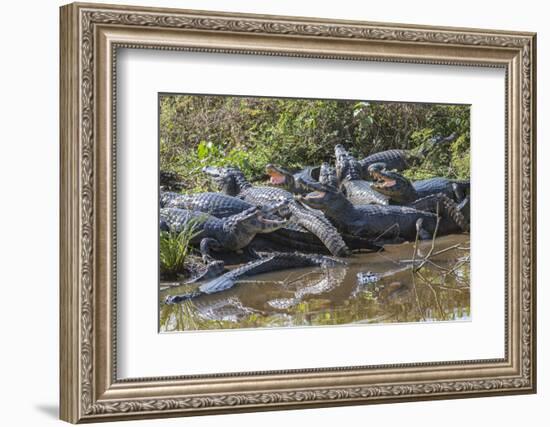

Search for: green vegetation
xmin=160 ymin=95 xmax=470 ymax=192
xmin=159 ymin=218 xmax=201 ymax=279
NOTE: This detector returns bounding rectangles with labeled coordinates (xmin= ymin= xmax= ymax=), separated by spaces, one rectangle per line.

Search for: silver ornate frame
xmin=60 ymin=2 xmax=536 ymax=423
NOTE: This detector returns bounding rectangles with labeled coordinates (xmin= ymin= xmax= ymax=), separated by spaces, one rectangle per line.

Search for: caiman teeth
xmin=306 ymin=191 xmax=326 ymax=199
xmin=371 ymin=171 xmax=395 ymax=188
xmin=370 ymin=171 xmax=382 ymax=181
xmin=258 ymin=215 xmax=286 ymax=226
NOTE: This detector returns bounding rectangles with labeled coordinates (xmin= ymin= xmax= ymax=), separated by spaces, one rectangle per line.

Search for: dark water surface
xmin=160 ymin=234 xmax=470 ymax=332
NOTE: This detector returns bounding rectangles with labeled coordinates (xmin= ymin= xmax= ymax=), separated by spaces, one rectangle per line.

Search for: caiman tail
xmin=289 ymin=200 xmax=350 ymax=257
xmin=411 ymin=193 xmax=469 ymax=232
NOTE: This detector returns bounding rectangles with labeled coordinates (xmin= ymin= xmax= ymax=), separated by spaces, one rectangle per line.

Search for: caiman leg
xmin=243 ymin=245 xmax=261 ymax=259
xmin=199 ymin=237 xmax=221 ymax=263
xmin=415 ymin=218 xmax=432 ymax=240
xmin=289 ymin=201 xmax=350 ymax=257
xmin=410 ymin=193 xmax=468 ymax=232
xmin=185 ymin=238 xmax=227 ymax=284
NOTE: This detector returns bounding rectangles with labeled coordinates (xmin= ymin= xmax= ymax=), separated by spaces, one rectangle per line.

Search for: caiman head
xmin=415 ymin=132 xmax=458 ymax=159
xmin=294 ymin=177 xmax=350 ymax=216
xmin=202 ymin=166 xmax=249 ymax=196
xmin=368 ymin=162 xmax=416 ymax=204
xmin=224 ymin=205 xmax=288 ymax=237
xmin=265 ymin=164 xmax=294 ymax=190
xmin=266 ymin=164 xmax=322 ymax=195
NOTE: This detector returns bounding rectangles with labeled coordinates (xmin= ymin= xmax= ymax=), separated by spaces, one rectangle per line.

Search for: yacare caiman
xmin=357 ymin=133 xmax=458 ymax=179
xmin=296 ymin=178 xmax=468 ymax=241
xmin=202 ymin=165 xmax=350 ymax=257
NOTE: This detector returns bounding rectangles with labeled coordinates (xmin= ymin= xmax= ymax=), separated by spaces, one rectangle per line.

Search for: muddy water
xmin=160 ymin=234 xmax=470 ymax=332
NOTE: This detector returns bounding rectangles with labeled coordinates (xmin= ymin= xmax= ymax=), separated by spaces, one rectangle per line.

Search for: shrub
xmin=159 ymin=95 xmax=470 ymax=192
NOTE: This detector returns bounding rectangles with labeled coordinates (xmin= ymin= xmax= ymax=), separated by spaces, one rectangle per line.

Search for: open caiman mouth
xmin=371 ymin=170 xmax=396 ymax=189
xmin=257 ymin=213 xmax=287 ymax=227
xmin=268 ymin=171 xmax=287 ymax=185
xmin=240 ymin=211 xmax=260 ymax=222
xmin=265 ymin=166 xmax=288 ymax=186
xmin=304 ymin=191 xmax=326 ymax=200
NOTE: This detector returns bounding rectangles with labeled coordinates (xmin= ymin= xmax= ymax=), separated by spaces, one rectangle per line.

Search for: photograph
xmin=158 ymin=94 xmax=471 ymax=332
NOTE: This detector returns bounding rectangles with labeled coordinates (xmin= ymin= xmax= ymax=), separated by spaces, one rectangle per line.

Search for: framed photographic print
xmin=59 ymin=2 xmax=537 ymax=423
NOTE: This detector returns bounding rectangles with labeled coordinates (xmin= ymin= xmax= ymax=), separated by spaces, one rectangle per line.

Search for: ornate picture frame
xmin=60 ymin=2 xmax=536 ymax=423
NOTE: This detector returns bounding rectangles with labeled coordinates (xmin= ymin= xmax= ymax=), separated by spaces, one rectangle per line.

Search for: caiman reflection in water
xmin=160 ymin=234 xmax=470 ymax=332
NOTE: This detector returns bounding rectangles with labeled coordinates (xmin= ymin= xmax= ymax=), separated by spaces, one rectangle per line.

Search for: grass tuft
xmin=159 ymin=218 xmax=201 ymax=279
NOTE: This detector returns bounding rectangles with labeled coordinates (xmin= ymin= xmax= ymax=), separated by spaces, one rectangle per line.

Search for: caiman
xmin=161 ymin=191 xmax=273 ymax=218
xmin=358 ymin=133 xmax=458 ymax=178
xmin=202 ymin=165 xmax=350 ymax=257
xmin=296 ymin=179 xmax=468 ymax=241
xmin=161 ymin=190 xmax=379 ymax=254
xmin=265 ymin=162 xmax=350 ymax=194
xmin=256 ymin=220 xmax=382 ymax=254
xmin=160 ymin=205 xmax=287 ymax=263
xmin=165 ymin=252 xmax=346 ymax=302
xmin=265 ymin=164 xmax=321 ymax=195
xmin=368 ymin=163 xmax=470 ymax=204
xmin=334 ymin=144 xmax=389 ymax=205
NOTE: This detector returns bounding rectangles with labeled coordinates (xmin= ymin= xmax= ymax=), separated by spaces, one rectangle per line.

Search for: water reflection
xmin=160 ymin=234 xmax=470 ymax=332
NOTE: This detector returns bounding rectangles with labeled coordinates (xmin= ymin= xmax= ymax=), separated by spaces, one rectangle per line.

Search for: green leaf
xmin=197 ymin=141 xmax=208 ymax=160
